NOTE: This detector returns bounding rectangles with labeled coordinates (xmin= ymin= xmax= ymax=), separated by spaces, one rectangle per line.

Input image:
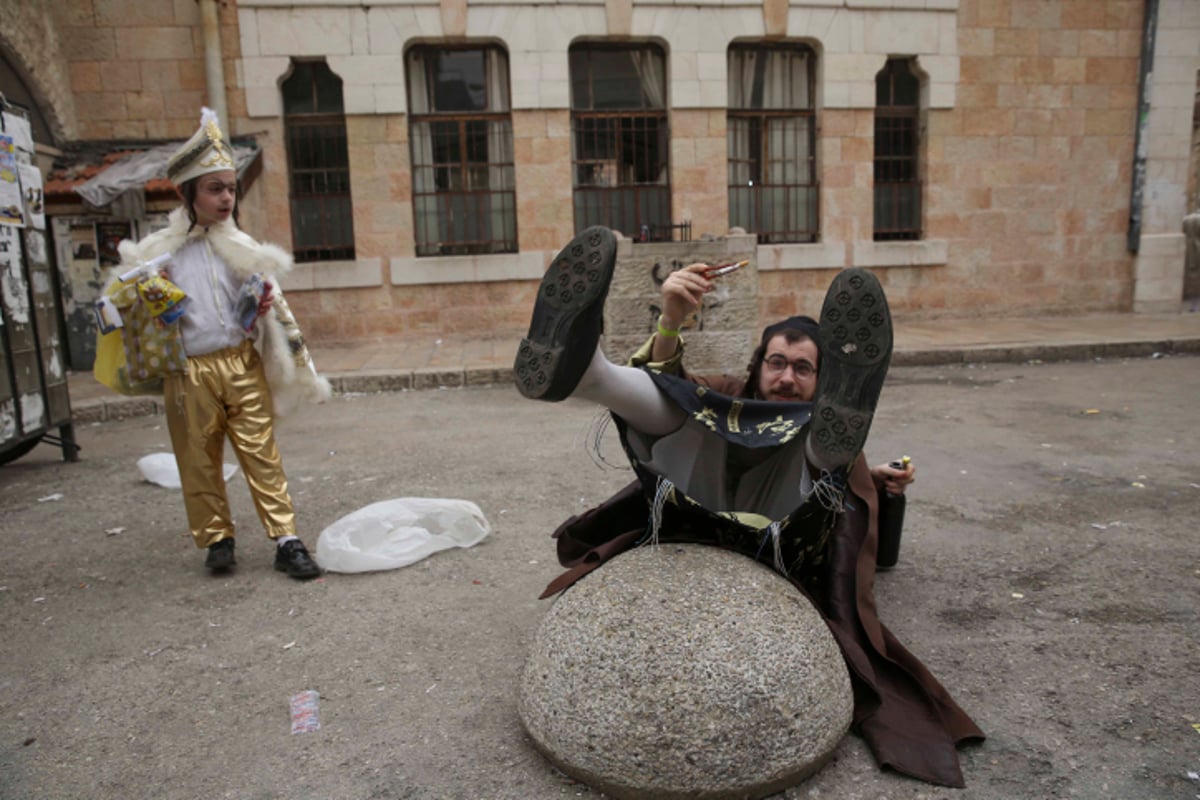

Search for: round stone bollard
xmin=519 ymin=543 xmax=853 ymax=800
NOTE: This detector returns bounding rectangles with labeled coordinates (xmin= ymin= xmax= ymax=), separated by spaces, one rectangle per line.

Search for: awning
xmin=44 ymin=137 xmax=262 ymax=211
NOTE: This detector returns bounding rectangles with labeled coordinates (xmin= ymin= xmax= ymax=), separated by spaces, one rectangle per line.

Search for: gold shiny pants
xmin=164 ymin=340 xmax=297 ymax=548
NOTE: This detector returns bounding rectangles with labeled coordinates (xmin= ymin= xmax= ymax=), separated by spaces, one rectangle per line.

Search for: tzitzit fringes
xmin=811 ymin=468 xmax=846 ymax=513
xmin=769 ymin=521 xmax=787 ymax=576
xmin=751 ymin=520 xmax=788 ymax=577
xmin=648 ymin=475 xmax=674 ymax=548
xmin=581 ymin=409 xmax=623 ymax=470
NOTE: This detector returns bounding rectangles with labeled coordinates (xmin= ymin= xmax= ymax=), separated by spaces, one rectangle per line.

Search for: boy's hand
xmin=257 ymin=280 xmax=274 ymax=318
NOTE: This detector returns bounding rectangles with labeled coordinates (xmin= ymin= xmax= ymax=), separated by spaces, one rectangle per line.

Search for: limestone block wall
xmin=48 ymin=0 xmax=242 ymax=140
xmin=23 ymin=0 xmax=1177 ymax=342
xmin=1131 ymin=0 xmax=1200 ymax=311
xmin=604 ymin=234 xmax=759 ymax=374
xmin=904 ymin=0 xmax=1146 ymax=316
xmin=234 ymin=0 xmax=965 ymax=341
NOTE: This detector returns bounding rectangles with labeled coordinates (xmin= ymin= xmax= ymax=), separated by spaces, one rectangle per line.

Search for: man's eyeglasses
xmin=762 ymin=355 xmax=816 ymax=378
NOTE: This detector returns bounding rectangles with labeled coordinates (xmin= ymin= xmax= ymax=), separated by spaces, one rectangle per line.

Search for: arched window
xmin=569 ymin=43 xmax=670 ymax=239
xmin=0 ymin=55 xmax=54 ymax=145
xmin=406 ymin=45 xmax=516 ymax=257
xmin=874 ymin=58 xmax=922 ymax=241
xmin=727 ymin=43 xmax=818 ymax=244
xmin=282 ymin=60 xmax=356 ymax=262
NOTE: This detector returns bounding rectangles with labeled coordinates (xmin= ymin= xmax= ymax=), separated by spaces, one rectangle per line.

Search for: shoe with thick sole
xmin=205 ymin=537 xmax=236 ymax=571
xmin=810 ymin=268 xmax=893 ymax=469
xmin=514 ymin=226 xmax=617 ymax=401
xmin=274 ymin=540 xmax=321 ymax=580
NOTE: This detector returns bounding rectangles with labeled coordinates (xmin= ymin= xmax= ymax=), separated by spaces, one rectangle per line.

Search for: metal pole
xmin=198 ymin=0 xmax=229 ymax=130
xmin=1127 ymin=0 xmax=1159 ymax=253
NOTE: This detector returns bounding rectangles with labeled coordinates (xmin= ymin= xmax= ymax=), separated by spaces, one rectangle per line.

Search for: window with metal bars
xmin=727 ymin=43 xmax=818 ymax=244
xmin=874 ymin=58 xmax=922 ymax=241
xmin=282 ymin=60 xmax=356 ymax=263
xmin=569 ymin=44 xmax=670 ymax=238
xmin=406 ymin=46 xmax=516 ymax=257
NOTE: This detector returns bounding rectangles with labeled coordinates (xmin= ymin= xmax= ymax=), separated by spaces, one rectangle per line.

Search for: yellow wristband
xmin=657 ymin=317 xmax=681 ymax=338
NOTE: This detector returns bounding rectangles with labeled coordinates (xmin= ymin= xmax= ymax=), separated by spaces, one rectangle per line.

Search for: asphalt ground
xmin=2 ymin=353 xmax=1199 ymax=799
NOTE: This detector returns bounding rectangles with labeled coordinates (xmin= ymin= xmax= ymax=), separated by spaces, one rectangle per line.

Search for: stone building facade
xmin=6 ymin=0 xmax=1199 ymax=347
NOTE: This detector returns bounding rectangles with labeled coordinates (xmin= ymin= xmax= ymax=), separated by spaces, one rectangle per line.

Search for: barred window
xmin=874 ymin=58 xmax=922 ymax=241
xmin=727 ymin=43 xmax=818 ymax=244
xmin=407 ymin=46 xmax=516 ymax=257
xmin=282 ymin=60 xmax=356 ymax=262
xmin=569 ymin=44 xmax=670 ymax=239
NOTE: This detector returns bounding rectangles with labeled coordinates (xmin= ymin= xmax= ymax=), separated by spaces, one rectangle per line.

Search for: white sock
xmin=276 ymin=535 xmax=299 ymax=546
xmin=804 ymin=439 xmax=840 ymax=472
xmin=572 ymin=348 xmax=687 ymax=436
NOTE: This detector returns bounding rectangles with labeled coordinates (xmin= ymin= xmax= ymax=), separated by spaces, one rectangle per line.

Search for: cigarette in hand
xmin=705 ymin=260 xmax=749 ymax=278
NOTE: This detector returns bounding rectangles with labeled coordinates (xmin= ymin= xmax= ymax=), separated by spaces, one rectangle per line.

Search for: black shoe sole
xmin=810 ymin=268 xmax=893 ymax=467
xmin=514 ymin=227 xmax=617 ymax=401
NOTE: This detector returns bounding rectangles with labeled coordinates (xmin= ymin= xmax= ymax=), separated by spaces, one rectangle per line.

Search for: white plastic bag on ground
xmin=137 ymin=452 xmax=238 ymax=489
xmin=316 ymin=498 xmax=491 ymax=573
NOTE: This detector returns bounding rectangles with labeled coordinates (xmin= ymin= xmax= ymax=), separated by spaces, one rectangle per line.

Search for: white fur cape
xmin=114 ymin=207 xmax=332 ymax=414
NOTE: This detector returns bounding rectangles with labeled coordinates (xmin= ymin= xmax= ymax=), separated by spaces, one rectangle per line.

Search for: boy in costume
xmin=514 ymin=228 xmax=982 ymax=786
xmin=107 ymin=108 xmax=330 ymax=579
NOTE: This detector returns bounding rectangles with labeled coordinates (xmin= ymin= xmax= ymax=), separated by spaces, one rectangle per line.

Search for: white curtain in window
xmin=486 ymin=49 xmax=510 ymax=112
xmin=485 ymin=50 xmax=514 ymax=250
xmin=631 ymin=50 xmax=665 ymax=109
xmin=762 ymin=50 xmax=809 ymax=109
xmin=728 ymin=49 xmax=755 ymax=109
xmin=407 ymin=53 xmax=439 ymax=251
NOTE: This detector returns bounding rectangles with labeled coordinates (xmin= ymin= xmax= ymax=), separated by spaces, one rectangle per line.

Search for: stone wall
xmin=604 ymin=234 xmax=759 ymax=374
xmin=50 ymin=0 xmax=241 ymax=140
xmin=29 ymin=0 xmax=1199 ymax=345
xmin=0 ymin=0 xmax=77 ymax=141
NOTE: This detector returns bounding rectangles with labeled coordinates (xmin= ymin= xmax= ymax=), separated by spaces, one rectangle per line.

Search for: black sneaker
xmin=274 ymin=540 xmax=321 ymax=580
xmin=810 ymin=268 xmax=893 ymax=469
xmin=514 ymin=226 xmax=617 ymax=401
xmin=205 ymin=538 xmax=236 ymax=571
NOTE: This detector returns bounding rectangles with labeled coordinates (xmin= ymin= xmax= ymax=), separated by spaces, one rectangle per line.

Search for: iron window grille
xmin=282 ymin=60 xmax=356 ymax=263
xmin=569 ymin=44 xmax=671 ymax=238
xmin=727 ymin=43 xmax=819 ymax=244
xmin=407 ymin=46 xmax=517 ymax=257
xmin=874 ymin=58 xmax=922 ymax=241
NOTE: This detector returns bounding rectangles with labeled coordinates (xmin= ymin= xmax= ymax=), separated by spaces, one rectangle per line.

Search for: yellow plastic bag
xmin=93 ymin=327 xmax=163 ymax=396
xmin=92 ymin=276 xmax=173 ymax=396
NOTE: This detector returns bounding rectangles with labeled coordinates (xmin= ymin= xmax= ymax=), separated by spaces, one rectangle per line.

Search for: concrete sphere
xmin=519 ymin=543 xmax=853 ymax=800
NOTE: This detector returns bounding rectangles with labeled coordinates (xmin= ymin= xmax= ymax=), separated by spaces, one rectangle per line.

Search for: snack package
xmin=236 ymin=273 xmax=267 ymax=331
xmin=93 ymin=296 xmax=124 ymax=334
xmin=136 ymin=274 xmax=189 ymax=324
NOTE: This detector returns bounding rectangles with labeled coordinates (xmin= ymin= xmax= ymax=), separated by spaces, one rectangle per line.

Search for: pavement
xmin=67 ymin=307 xmax=1200 ymax=423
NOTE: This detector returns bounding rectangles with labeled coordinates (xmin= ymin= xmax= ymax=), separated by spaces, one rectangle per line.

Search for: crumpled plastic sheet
xmin=137 ymin=452 xmax=238 ymax=489
xmin=316 ymin=498 xmax=491 ymax=573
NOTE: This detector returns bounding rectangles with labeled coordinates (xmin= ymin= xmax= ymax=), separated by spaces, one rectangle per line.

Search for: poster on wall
xmin=0 ymin=135 xmax=24 ymax=227
xmin=18 ymin=163 xmax=44 ymax=230
xmin=1 ymin=111 xmax=33 ymax=154
xmin=1 ymin=223 xmax=29 ymax=325
xmin=95 ymin=221 xmax=132 ymax=270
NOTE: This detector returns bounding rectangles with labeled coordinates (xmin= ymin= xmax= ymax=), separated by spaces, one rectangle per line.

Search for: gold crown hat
xmin=166 ymin=107 xmax=236 ymax=186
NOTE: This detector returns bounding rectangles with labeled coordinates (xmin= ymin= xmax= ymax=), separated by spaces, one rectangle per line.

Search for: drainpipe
xmin=198 ymin=0 xmax=229 ymax=129
xmin=1127 ymin=0 xmax=1159 ymax=253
